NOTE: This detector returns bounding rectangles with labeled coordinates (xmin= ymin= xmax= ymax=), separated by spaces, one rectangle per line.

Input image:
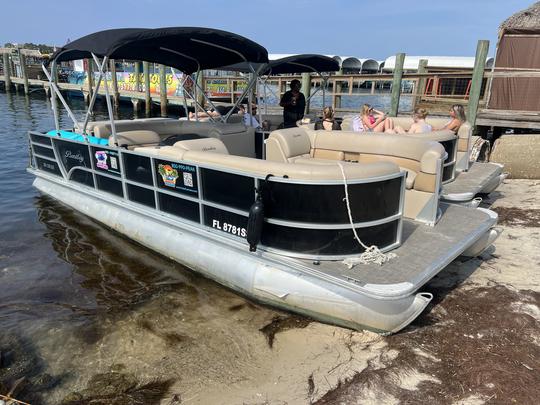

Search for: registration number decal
xmin=212 ymin=219 xmax=247 ymax=237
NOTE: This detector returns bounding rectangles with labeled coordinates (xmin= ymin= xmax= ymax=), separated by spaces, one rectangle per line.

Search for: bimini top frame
xmin=42 ymin=27 xmax=269 ymax=143
xmin=219 ymin=54 xmax=340 ymax=123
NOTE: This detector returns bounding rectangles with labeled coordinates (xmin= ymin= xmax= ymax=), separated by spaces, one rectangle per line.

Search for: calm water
xmin=0 ymin=91 xmax=287 ymax=404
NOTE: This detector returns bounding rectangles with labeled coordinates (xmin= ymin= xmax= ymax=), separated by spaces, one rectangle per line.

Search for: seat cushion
xmin=109 ymin=130 xmax=161 ymax=148
xmin=173 ymin=138 xmax=229 ymax=154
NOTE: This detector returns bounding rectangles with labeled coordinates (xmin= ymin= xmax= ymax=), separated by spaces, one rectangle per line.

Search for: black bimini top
xmin=266 ymin=54 xmax=340 ymax=74
xmin=219 ymin=54 xmax=340 ymax=75
xmin=47 ymin=27 xmax=268 ymax=74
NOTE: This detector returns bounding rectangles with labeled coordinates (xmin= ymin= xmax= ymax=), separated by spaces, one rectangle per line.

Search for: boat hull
xmin=32 ymin=172 xmax=431 ymax=334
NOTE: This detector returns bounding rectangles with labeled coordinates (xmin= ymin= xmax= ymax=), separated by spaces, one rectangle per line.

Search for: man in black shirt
xmin=279 ymin=79 xmax=306 ymax=128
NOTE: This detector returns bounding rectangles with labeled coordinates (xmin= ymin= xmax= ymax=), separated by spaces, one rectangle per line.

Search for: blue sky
xmin=0 ymin=0 xmax=534 ymax=59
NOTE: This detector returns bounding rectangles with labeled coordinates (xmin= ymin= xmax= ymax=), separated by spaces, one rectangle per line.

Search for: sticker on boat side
xmin=156 ymin=160 xmax=198 ymax=196
xmin=92 ymin=148 xmax=121 ymax=176
xmin=211 ymin=219 xmax=247 ymax=238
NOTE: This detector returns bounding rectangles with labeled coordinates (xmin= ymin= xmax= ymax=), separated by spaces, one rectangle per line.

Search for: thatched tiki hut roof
xmin=500 ymin=1 xmax=540 ymax=31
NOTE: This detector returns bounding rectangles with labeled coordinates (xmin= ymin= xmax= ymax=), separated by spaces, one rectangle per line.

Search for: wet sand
xmin=1 ymin=180 xmax=539 ymax=404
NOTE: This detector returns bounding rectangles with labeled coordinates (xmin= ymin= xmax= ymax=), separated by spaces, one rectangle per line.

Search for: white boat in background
xmin=28 ymin=27 xmax=500 ymax=334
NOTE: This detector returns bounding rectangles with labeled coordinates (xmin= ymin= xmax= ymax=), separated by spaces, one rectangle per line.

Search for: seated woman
xmin=352 ymin=104 xmax=396 ymax=133
xmin=314 ymin=107 xmax=341 ymax=131
xmin=436 ymin=104 xmax=466 ymax=133
xmin=395 ymin=108 xmax=433 ymax=134
xmin=188 ymin=104 xmax=221 ymax=120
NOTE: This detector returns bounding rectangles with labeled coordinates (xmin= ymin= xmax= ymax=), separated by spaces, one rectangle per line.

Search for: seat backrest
xmin=173 ymin=138 xmax=229 ymax=154
xmin=265 ymin=127 xmax=312 ymax=163
xmin=109 ymin=130 xmax=161 ymax=148
xmin=305 ymin=129 xmax=445 ymax=193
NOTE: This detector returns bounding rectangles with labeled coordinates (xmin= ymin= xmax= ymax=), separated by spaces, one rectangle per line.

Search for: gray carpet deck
xmin=297 ymin=204 xmax=495 ymax=292
xmin=443 ymin=162 xmax=503 ymax=195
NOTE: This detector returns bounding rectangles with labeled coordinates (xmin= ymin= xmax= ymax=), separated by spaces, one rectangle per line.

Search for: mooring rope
xmin=337 ymin=162 xmax=396 ymax=268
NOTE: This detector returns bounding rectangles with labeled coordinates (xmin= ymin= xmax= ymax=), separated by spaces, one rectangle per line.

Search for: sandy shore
xmin=2 ymin=180 xmax=538 ymax=405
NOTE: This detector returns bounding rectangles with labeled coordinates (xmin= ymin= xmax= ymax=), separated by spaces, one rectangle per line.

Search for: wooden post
xmin=20 ymin=52 xmax=29 ymax=95
xmin=468 ymin=40 xmax=489 ymax=127
xmin=389 ymin=53 xmax=405 ymax=117
xmin=143 ymin=61 xmax=151 ymax=116
xmin=135 ymin=61 xmax=141 ymax=92
xmin=196 ymin=70 xmax=205 ymax=107
xmin=334 ymin=79 xmax=342 ymax=109
xmin=159 ymin=64 xmax=167 ymax=117
xmin=301 ymin=72 xmax=311 ymax=114
xmin=431 ymin=76 xmax=439 ymax=96
xmin=110 ymin=59 xmax=120 ymax=109
xmin=3 ymin=52 xmax=12 ymax=91
xmin=84 ymin=58 xmax=94 ymax=104
xmin=414 ymin=59 xmax=428 ymax=109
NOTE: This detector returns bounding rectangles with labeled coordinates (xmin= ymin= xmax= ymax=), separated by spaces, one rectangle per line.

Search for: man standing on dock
xmin=280 ymin=79 xmax=306 ymax=128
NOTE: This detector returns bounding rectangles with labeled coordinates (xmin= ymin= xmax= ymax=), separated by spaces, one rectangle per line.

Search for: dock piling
xmin=135 ymin=61 xmax=141 ymax=92
xmin=143 ymin=61 xmax=151 ymax=116
xmin=110 ymin=59 xmax=120 ymax=109
xmin=468 ymin=40 xmax=490 ymax=127
xmin=159 ymin=64 xmax=167 ymax=117
xmin=196 ymin=71 xmax=205 ymax=107
xmin=413 ymin=59 xmax=428 ymax=109
xmin=84 ymin=59 xmax=94 ymax=104
xmin=2 ymin=52 xmax=12 ymax=92
xmin=20 ymin=52 xmax=29 ymax=95
xmin=389 ymin=53 xmax=405 ymax=116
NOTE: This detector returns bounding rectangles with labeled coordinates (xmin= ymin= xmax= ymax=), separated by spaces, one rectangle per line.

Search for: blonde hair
xmin=413 ymin=107 xmax=428 ymax=120
xmin=452 ymin=104 xmax=466 ymax=122
xmin=322 ymin=106 xmax=334 ymax=120
xmin=361 ymin=104 xmax=372 ymax=117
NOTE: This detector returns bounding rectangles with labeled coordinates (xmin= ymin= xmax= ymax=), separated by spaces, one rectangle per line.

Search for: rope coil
xmin=337 ymin=163 xmax=396 ymax=268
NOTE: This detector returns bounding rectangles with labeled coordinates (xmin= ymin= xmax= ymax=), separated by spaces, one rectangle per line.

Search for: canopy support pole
xmin=193 ymin=72 xmax=198 ymax=122
xmin=171 ymin=68 xmax=218 ymax=123
xmin=45 ymin=62 xmax=60 ymax=132
xmin=192 ymin=70 xmax=226 ymax=123
xmin=92 ymin=53 xmax=117 ymax=145
xmin=81 ymin=57 xmax=108 ymax=135
xmin=223 ymin=64 xmax=264 ymax=123
xmin=42 ymin=62 xmax=82 ymax=132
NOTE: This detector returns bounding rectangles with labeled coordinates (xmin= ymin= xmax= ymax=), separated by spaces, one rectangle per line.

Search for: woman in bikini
xmin=355 ymin=104 xmax=396 ymax=133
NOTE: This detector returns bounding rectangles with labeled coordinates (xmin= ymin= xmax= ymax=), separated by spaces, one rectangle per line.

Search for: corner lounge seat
xmin=266 ymin=128 xmax=444 ymax=193
xmin=266 ymin=127 xmax=446 ymax=224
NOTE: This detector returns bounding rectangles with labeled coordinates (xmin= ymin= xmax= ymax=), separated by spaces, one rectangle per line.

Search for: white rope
xmin=337 ymin=162 xmax=396 ymax=268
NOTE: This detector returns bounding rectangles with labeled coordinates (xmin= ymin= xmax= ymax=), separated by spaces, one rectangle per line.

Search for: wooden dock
xmin=3 ymin=40 xmax=540 ymax=132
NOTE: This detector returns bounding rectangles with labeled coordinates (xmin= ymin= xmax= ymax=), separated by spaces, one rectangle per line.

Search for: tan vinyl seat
xmin=132 ymin=145 xmax=186 ymax=159
xmin=109 ymin=130 xmax=161 ymax=149
xmin=264 ymin=127 xmax=314 ymax=163
xmin=266 ymin=128 xmax=445 ymax=193
xmin=173 ymin=138 xmax=229 ymax=154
